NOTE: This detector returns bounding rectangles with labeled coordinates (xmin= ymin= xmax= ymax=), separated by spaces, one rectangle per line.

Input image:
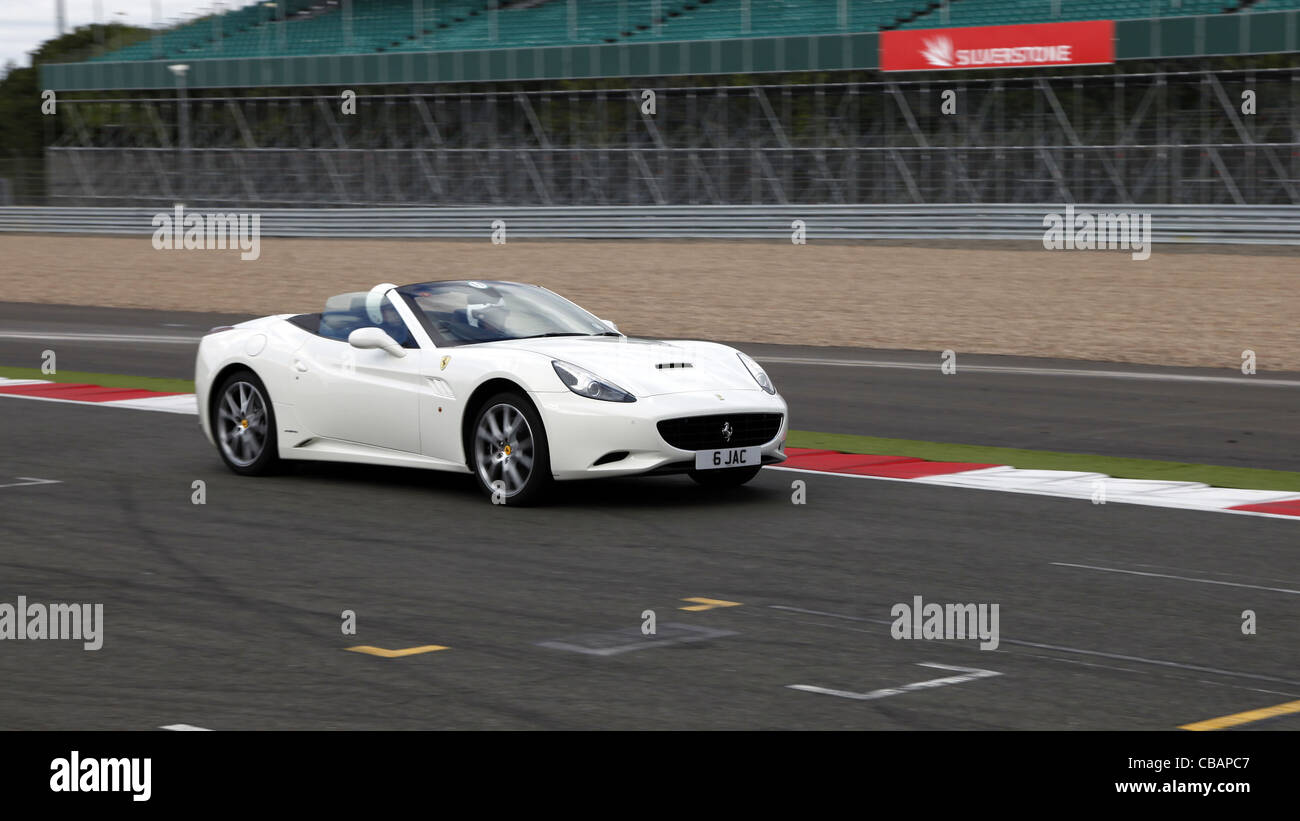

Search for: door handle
xmin=293 ymin=359 xmax=309 ymax=373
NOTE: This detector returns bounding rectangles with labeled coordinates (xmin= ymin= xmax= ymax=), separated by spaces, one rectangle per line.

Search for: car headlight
xmin=552 ymin=360 xmax=636 ymax=403
xmin=738 ymin=352 xmax=775 ymax=394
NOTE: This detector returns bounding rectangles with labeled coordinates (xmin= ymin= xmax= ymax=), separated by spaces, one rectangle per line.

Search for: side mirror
xmin=601 ymin=319 xmax=619 ymax=333
xmin=348 ymin=327 xmax=406 ymax=358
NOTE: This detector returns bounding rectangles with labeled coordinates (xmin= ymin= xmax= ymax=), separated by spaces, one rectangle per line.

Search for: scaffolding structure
xmin=42 ymin=65 xmax=1300 ymax=207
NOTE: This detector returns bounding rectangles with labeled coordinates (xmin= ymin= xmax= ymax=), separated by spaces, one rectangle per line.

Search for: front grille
xmin=657 ymin=413 xmax=783 ymax=451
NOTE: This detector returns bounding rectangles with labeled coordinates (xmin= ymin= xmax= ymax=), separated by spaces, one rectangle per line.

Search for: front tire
xmin=689 ymin=465 xmax=762 ymax=488
xmin=469 ymin=392 xmax=552 ymax=506
xmin=213 ymin=369 xmax=280 ymax=476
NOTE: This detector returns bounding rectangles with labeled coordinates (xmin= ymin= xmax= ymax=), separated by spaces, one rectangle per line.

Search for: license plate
xmin=695 ymin=446 xmax=760 ymax=470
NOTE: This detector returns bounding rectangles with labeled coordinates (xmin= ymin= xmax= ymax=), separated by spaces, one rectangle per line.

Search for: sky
xmin=2 ymin=1 xmax=229 ymax=70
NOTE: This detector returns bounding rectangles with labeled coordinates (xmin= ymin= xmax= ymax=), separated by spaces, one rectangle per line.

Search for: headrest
xmin=365 ymin=283 xmax=399 ymax=323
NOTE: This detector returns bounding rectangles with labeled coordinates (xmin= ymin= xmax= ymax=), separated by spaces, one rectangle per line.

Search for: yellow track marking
xmin=679 ymin=597 xmax=742 ymax=611
xmin=346 ymin=645 xmax=449 ymax=658
xmin=1180 ymin=699 xmax=1300 ymax=731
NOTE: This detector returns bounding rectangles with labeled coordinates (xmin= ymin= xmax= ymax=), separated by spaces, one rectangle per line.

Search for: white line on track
xmin=0 ymin=392 xmax=197 ymax=414
xmin=764 ymin=465 xmax=1300 ymax=521
xmin=0 ymin=331 xmax=201 ymax=344
xmin=766 ymin=605 xmax=1300 ymax=687
xmin=1128 ymin=561 xmax=1300 ymax=586
xmin=755 ymin=355 xmax=1300 ymax=388
xmin=0 ymin=477 xmax=60 ymax=489
xmin=1193 ymin=679 xmax=1300 ymax=700
xmin=758 ymin=606 xmax=1300 ymax=702
xmin=160 ymin=724 xmax=212 ymax=731
xmin=1051 ymin=562 xmax=1300 ymax=595
xmin=789 ymin=663 xmax=1001 ymax=701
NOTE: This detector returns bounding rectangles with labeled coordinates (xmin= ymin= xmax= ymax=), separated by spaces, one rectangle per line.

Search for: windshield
xmin=396 ymin=281 xmax=613 ymax=347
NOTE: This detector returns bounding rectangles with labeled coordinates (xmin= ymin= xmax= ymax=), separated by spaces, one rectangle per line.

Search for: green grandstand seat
xmin=84 ymin=0 xmax=1267 ymax=61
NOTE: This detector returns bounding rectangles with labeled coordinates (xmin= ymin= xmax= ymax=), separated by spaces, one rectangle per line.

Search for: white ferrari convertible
xmin=196 ymin=281 xmax=788 ymax=504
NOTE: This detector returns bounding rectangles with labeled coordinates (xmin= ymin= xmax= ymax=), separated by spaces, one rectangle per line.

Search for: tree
xmin=0 ymin=24 xmax=151 ymax=157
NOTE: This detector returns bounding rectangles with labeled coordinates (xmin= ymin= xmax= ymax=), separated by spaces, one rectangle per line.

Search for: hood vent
xmin=655 ymin=362 xmax=693 ymax=369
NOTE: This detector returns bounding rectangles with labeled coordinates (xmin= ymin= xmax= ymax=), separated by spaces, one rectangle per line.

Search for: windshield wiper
xmin=508 ymin=331 xmax=624 ymax=341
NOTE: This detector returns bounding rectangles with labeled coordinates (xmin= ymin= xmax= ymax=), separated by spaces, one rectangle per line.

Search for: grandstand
xmin=80 ymin=0 xmax=1292 ymax=62
xmin=82 ymin=1 xmax=942 ymax=59
xmin=896 ymin=0 xmax=1245 ymax=29
xmin=29 ymin=1 xmax=1300 ymax=208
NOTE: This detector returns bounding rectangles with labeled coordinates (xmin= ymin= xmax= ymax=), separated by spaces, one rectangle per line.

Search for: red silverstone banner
xmin=881 ymin=20 xmax=1115 ymax=71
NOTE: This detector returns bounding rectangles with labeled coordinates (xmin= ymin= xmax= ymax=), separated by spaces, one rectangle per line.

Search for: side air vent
xmin=593 ymin=451 xmax=630 ymax=466
xmin=425 ymin=377 xmax=456 ymax=399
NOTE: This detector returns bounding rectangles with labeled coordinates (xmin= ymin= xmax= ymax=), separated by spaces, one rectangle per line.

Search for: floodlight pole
xmin=152 ymin=0 xmax=162 ymax=58
xmin=169 ymin=64 xmax=190 ymax=202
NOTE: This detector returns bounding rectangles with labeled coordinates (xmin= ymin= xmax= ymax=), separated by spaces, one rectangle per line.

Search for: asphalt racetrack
xmin=2 ymin=303 xmax=1298 ymax=729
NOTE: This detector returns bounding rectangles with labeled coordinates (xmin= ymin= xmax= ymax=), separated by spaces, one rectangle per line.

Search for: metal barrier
xmin=0 ymin=205 xmax=1296 ymax=244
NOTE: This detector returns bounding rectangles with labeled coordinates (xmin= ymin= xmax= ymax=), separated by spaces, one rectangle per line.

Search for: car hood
xmin=490 ymin=336 xmax=764 ymax=397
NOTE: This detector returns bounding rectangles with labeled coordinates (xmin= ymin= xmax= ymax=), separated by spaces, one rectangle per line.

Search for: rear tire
xmin=688 ymin=465 xmax=762 ymax=488
xmin=468 ymin=392 xmax=553 ymax=506
xmin=212 ymin=369 xmax=280 ymax=476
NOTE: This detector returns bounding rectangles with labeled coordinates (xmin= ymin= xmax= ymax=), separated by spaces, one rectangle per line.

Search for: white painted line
xmin=102 ymin=394 xmax=198 ymax=414
xmin=767 ymin=605 xmax=1300 ymax=687
xmin=0 ymin=331 xmax=200 ymax=344
xmin=0 ymin=477 xmax=60 ymax=489
xmin=769 ymin=604 xmax=891 ymax=624
xmin=1143 ymin=486 xmax=1300 ymax=507
xmin=765 ymin=605 xmax=1300 ymax=701
xmin=538 ymin=623 xmax=736 ymax=656
xmin=765 ymin=465 xmax=1300 ymax=521
xmin=911 ymin=470 xmax=1300 ymax=508
xmin=756 ymin=355 xmax=1300 ymax=388
xmin=789 ymin=663 xmax=1001 ymax=701
xmin=1052 ymin=562 xmax=1300 ymax=596
xmin=0 ymin=391 xmax=199 ymax=414
xmin=1128 ymin=561 xmax=1300 ymax=586
xmin=160 ymin=724 xmax=212 ymax=731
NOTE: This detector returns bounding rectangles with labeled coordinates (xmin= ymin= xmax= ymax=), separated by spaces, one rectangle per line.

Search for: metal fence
xmin=36 ymin=67 xmax=1300 ymax=208
xmin=1 ymin=204 xmax=1295 ymax=244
